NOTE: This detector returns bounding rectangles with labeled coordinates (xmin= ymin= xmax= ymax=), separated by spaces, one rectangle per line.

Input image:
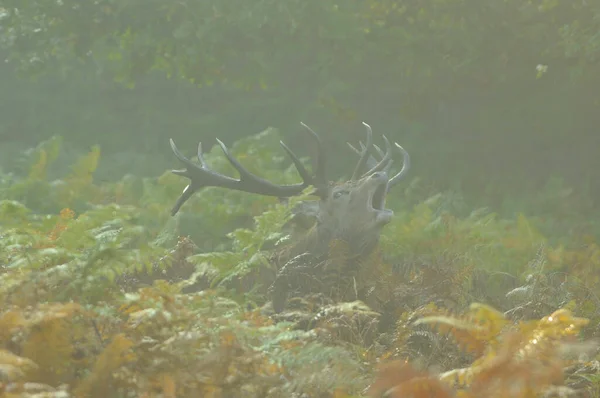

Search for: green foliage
xmin=0 ymin=201 xmax=168 ymax=305
xmin=1 ymin=130 xmax=600 ymax=397
xmin=381 ymin=193 xmax=547 ymax=276
xmin=3 ymin=0 xmax=600 ymax=233
xmin=0 ymin=127 xmax=315 ymax=307
xmin=3 ymin=135 xmax=102 ymax=213
xmin=187 ymin=188 xmax=313 ymax=291
xmin=3 ymin=0 xmax=599 ymax=93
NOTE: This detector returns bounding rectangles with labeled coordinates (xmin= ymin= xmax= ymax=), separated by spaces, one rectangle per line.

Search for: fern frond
xmin=414 ymin=303 xmax=509 ymax=356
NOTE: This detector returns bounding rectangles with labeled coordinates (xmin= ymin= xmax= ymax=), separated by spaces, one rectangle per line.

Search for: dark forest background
xmin=1 ymin=0 xmax=599 ymax=220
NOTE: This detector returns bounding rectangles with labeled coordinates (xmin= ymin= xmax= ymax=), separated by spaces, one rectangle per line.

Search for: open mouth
xmin=371 ymin=181 xmax=388 ymax=210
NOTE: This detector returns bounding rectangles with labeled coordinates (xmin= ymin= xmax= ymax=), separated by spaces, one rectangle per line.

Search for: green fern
xmin=186 ymin=189 xmax=313 ymax=289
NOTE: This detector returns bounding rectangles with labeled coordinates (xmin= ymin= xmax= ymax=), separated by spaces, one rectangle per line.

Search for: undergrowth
xmin=0 ymin=129 xmax=599 ymax=397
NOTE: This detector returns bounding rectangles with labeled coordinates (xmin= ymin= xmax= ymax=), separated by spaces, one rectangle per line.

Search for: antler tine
xmin=372 ymin=144 xmax=385 ymax=158
xmin=300 ymin=122 xmax=328 ymax=191
xmin=169 ymin=131 xmax=320 ymax=215
xmin=170 ymin=138 xmax=202 ymax=174
xmin=388 ymin=143 xmax=411 ymax=188
xmin=279 ymin=140 xmax=314 ymax=183
xmin=346 ymin=124 xmax=411 ymax=189
xmin=370 ymin=143 xmax=392 ymax=174
xmin=196 ymin=142 xmax=207 ymax=167
xmin=351 ymin=122 xmax=374 ymax=180
xmin=347 ymin=142 xmax=360 ymax=154
xmin=170 ymin=138 xmax=241 ymax=215
xmin=350 ymin=122 xmax=373 ymax=181
xmin=362 ymin=135 xmax=393 ymax=177
xmin=348 ymin=141 xmax=380 ymax=171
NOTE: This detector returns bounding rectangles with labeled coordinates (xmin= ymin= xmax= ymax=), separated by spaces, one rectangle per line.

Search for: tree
xmin=2 ymin=0 xmax=598 ymax=93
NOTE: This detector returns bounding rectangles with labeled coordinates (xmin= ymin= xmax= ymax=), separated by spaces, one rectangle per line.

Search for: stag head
xmin=169 ymin=122 xmax=410 ymax=256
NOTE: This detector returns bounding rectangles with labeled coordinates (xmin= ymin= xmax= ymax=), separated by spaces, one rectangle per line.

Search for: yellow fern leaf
xmin=74 ymin=333 xmax=136 ymax=398
xmin=415 ymin=303 xmax=509 ymax=356
xmin=0 ymin=309 xmax=26 ymax=343
xmin=0 ymin=349 xmax=38 ymax=382
xmin=21 ymin=313 xmax=75 ymax=384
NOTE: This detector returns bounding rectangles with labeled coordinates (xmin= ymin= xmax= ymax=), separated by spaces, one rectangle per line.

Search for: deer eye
xmin=333 ymin=190 xmax=349 ymax=199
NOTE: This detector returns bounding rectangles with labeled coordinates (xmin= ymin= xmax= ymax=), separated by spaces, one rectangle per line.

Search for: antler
xmin=350 ymin=122 xmax=373 ymax=180
xmin=169 ymin=123 xmax=328 ymax=216
xmin=347 ymin=122 xmax=410 ymax=188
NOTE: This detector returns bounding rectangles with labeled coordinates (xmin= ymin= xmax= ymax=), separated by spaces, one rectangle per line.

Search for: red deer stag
xmin=169 ymin=122 xmax=410 ymax=312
